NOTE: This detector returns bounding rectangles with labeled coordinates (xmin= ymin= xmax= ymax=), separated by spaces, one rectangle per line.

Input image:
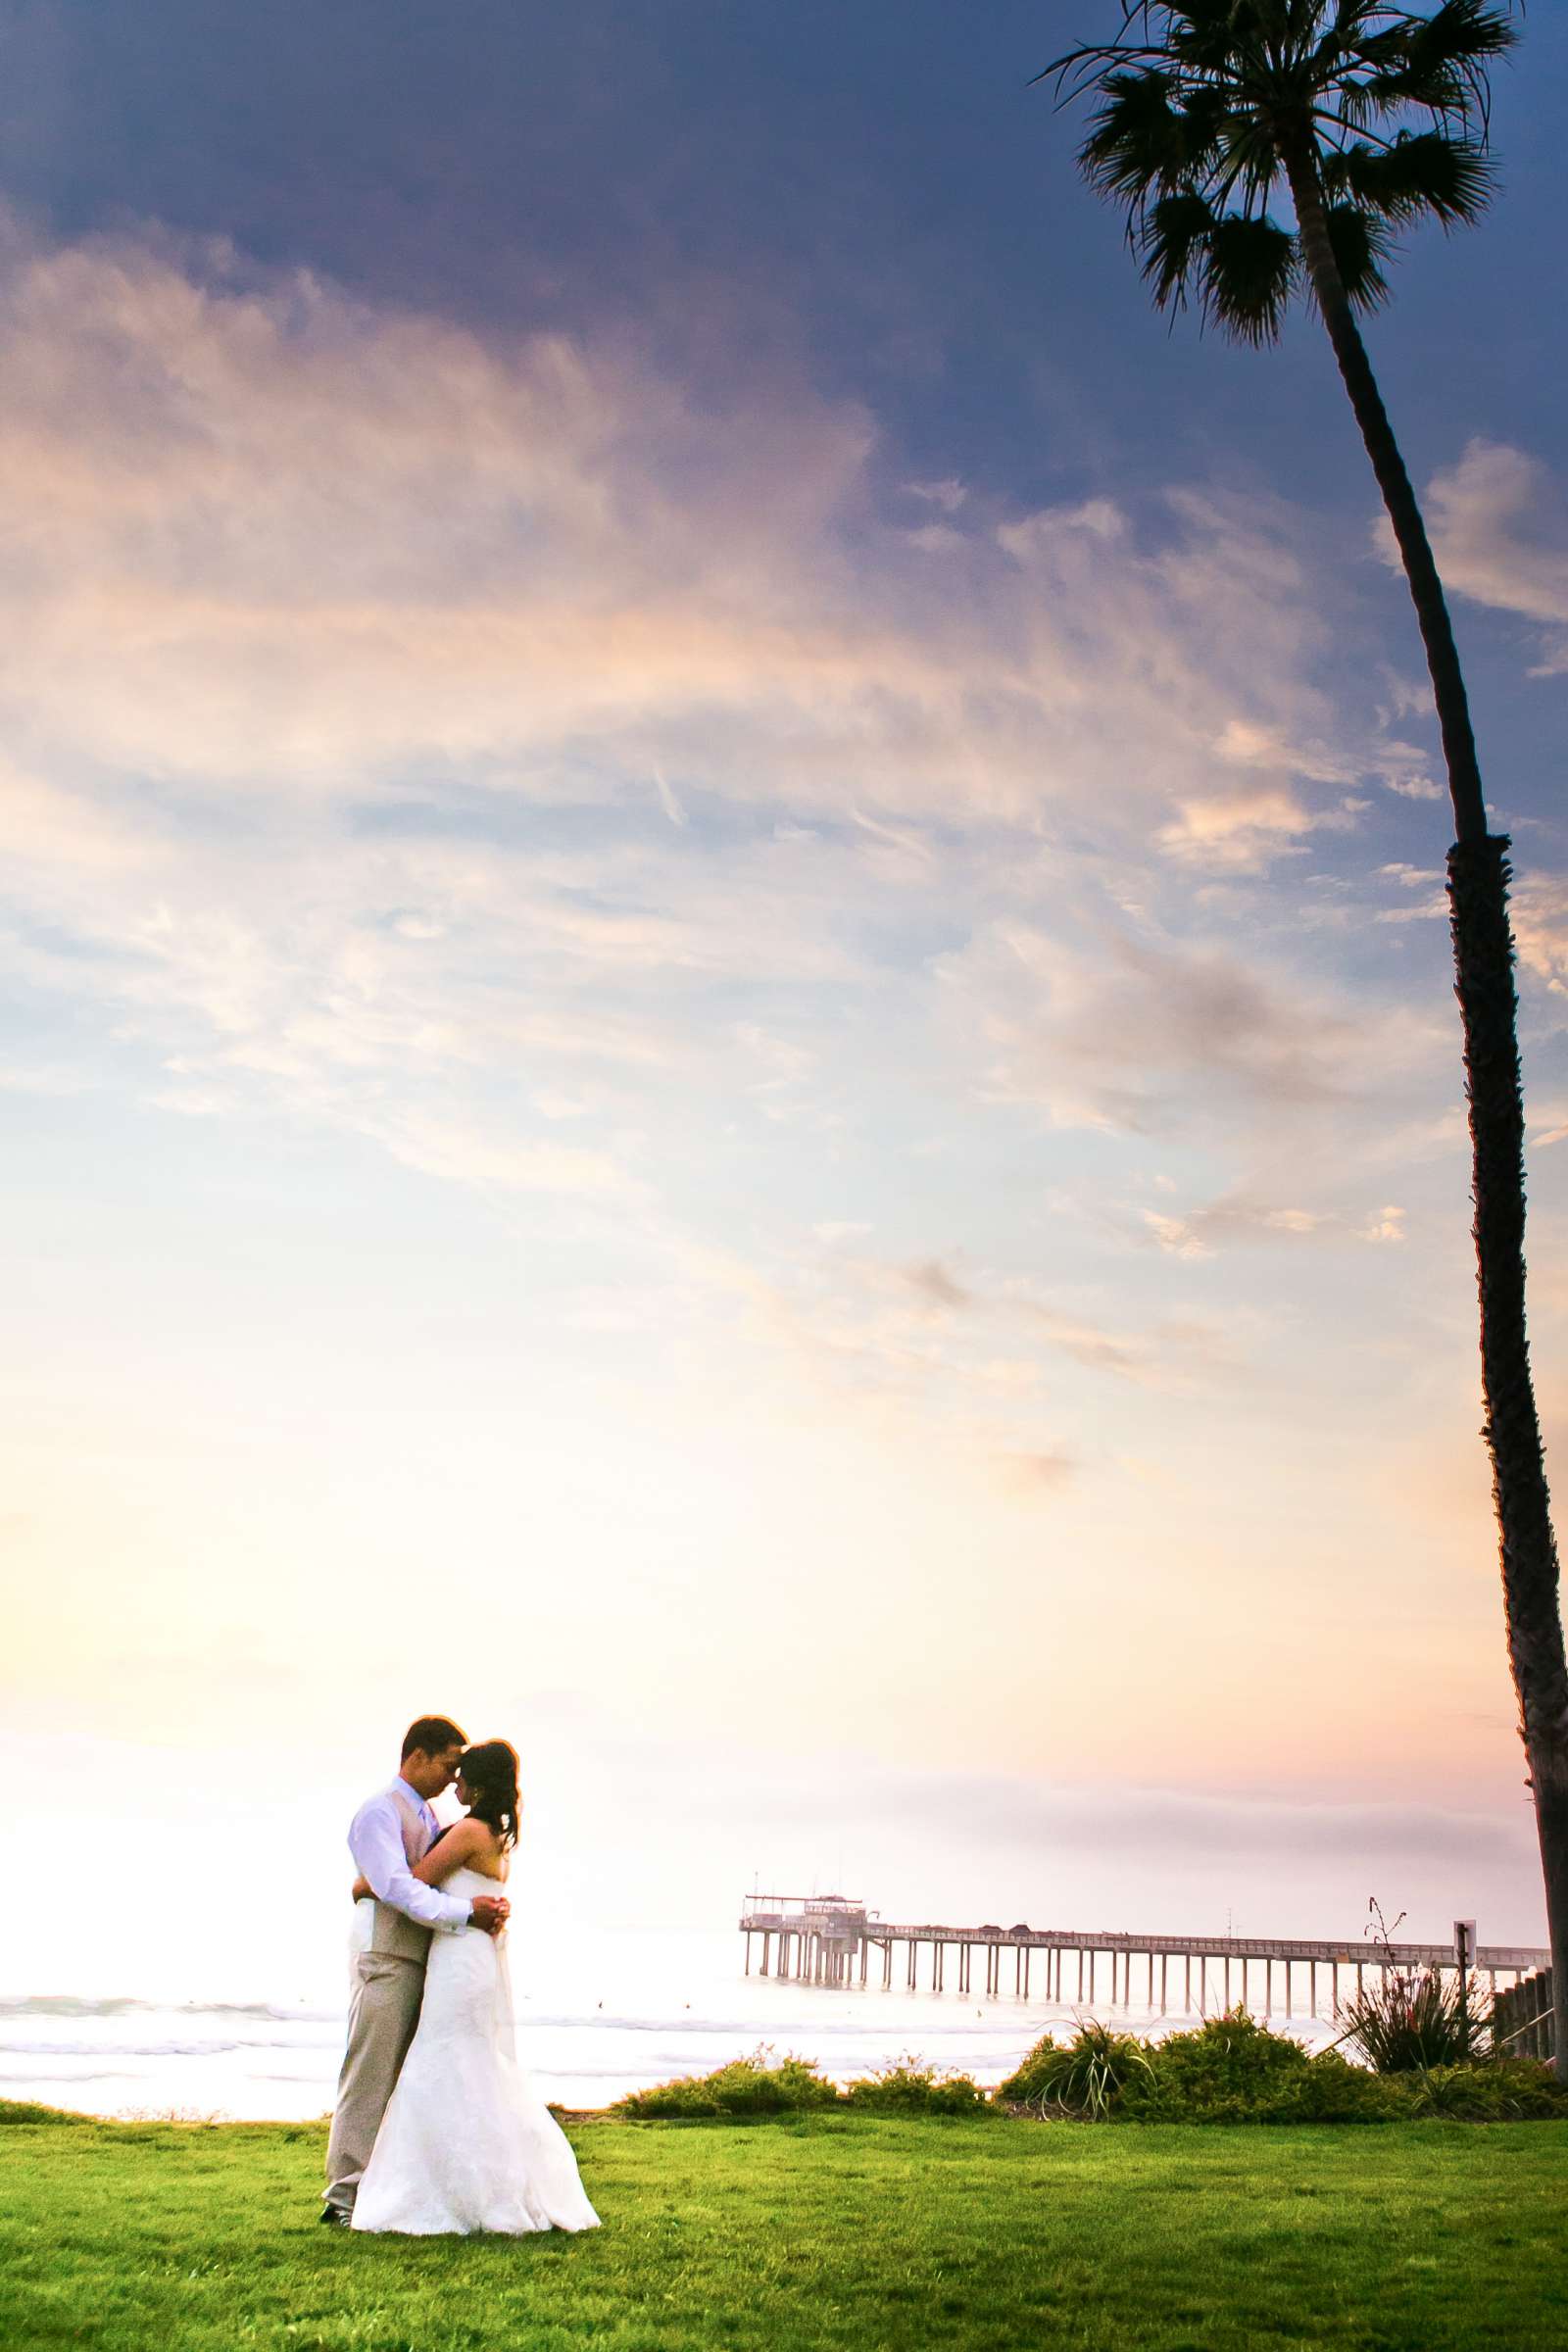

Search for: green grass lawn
xmin=4 ymin=2101 xmax=1566 ymax=2352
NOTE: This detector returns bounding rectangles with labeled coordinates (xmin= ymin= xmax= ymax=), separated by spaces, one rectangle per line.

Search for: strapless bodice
xmin=445 ymin=1864 xmax=509 ymax=1902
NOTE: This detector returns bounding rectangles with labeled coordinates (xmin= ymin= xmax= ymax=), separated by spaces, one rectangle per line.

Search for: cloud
xmin=1144 ymin=1209 xmax=1215 ymax=1261
xmin=735 ymin=1755 xmax=1537 ymax=1876
xmin=0 ymin=215 xmax=1383 ymax=847
xmin=1511 ymin=877 xmax=1568 ymax=994
xmin=1157 ymin=781 xmax=1364 ymax=872
xmin=1369 ymin=742 xmax=1444 ymax=804
xmin=935 ymin=918 xmax=1366 ymax=1138
xmin=0 ymin=221 xmax=891 ymax=799
xmin=904 ymin=1258 xmax=972 ymax=1311
xmin=367 ymin=1110 xmax=648 ymax=1203
xmin=919 ymin=1776 xmax=1529 ymax=1870
xmin=1373 ymin=861 xmax=1446 ymax=926
xmin=0 ymin=1059 xmax=93 ymax=1098
xmin=1141 ymin=1193 xmax=1406 ymax=1256
xmin=0 ymin=218 xmax=1484 ymax=1377
xmin=996 ymin=1449 xmax=1077 ymax=1494
xmin=1154 ymin=719 xmax=1376 ymax=872
xmin=904 ymin=477 xmax=967 ymax=514
xmin=651 ymin=764 xmax=688 ymax=827
xmin=813 ymin=1247 xmax=1236 ymax=1392
xmin=1400 ymin=439 xmax=1568 ymax=674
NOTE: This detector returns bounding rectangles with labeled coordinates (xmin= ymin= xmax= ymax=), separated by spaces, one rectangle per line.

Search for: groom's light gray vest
xmin=364 ymin=1788 xmax=436 ymax=1965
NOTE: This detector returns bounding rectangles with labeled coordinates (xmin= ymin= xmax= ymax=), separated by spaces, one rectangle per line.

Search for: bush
xmin=1403 ymin=2061 xmax=1568 ymax=2122
xmin=844 ymin=2059 xmax=991 ymax=2116
xmin=1337 ymin=1965 xmax=1489 ymax=2073
xmin=999 ymin=2013 xmax=1413 ymax=2126
xmin=1121 ymin=2015 xmax=1406 ymax=2125
xmin=616 ymin=2048 xmax=841 ymax=2119
xmin=1291 ymin=2048 xmax=1410 ymax=2124
xmin=997 ymin=2022 xmax=1154 ymax=2119
xmin=610 ymin=2033 xmax=1568 ymax=2129
xmin=1119 ymin=2011 xmax=1312 ymax=2123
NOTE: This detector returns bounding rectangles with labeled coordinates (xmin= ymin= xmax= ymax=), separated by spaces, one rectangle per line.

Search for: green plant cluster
xmin=1118 ymin=2016 xmax=1404 ymax=2125
xmin=615 ymin=2046 xmax=989 ymax=2119
xmin=615 ymin=2048 xmax=845 ymax=2118
xmin=614 ymin=2019 xmax=1568 ymax=2126
xmin=1402 ymin=2061 xmax=1568 ymax=2122
xmin=1337 ymin=1963 xmax=1489 ymax=2071
xmin=997 ymin=2013 xmax=1568 ymax=2126
xmin=842 ymin=2057 xmax=992 ymax=2115
xmin=994 ymin=2021 xmax=1153 ymax=2120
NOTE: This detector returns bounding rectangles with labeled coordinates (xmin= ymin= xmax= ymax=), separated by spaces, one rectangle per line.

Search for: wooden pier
xmin=739 ymin=1895 xmax=1550 ymax=2022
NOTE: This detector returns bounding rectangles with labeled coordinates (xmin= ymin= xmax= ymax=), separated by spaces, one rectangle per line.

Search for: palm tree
xmin=1045 ymin=0 xmax=1568 ymax=2074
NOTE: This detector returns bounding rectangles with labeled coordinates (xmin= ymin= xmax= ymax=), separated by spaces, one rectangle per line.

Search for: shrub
xmin=1291 ymin=2048 xmax=1409 ymax=2124
xmin=1403 ymin=2061 xmax=1568 ymax=2122
xmin=997 ymin=2022 xmax=1154 ymax=2119
xmin=1119 ymin=2011 xmax=1321 ymax=2124
xmin=1335 ymin=1962 xmax=1489 ymax=2073
xmin=615 ymin=2047 xmax=841 ymax=2119
xmin=844 ymin=2059 xmax=991 ymax=2116
xmin=1002 ymin=2013 xmax=1407 ymax=2126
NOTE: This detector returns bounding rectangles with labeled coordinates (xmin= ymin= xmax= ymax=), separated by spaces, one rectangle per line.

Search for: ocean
xmin=0 ymin=1923 xmax=1343 ymax=2120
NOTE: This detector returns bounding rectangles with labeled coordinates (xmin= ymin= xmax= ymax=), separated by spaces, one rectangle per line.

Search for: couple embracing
xmin=322 ymin=1714 xmax=600 ymax=2237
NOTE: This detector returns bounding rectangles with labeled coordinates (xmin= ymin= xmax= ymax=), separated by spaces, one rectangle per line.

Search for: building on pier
xmin=741 ymin=1893 xmax=873 ymax=1986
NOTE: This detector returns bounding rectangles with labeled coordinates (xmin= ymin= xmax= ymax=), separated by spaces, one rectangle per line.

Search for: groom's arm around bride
xmin=322 ymin=1713 xmax=509 ymax=2225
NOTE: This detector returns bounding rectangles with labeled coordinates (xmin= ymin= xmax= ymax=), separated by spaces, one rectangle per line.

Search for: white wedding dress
xmin=351 ymin=1868 xmax=601 ymax=2236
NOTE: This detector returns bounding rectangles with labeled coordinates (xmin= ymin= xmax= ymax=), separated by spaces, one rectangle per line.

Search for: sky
xmin=6 ymin=2 xmax=1568 ymax=1995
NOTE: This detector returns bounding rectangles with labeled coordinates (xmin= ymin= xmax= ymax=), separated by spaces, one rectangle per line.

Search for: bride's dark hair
xmin=460 ymin=1740 xmax=520 ymax=1852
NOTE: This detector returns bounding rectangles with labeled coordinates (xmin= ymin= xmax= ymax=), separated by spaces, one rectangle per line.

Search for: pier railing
xmin=738 ymin=1905 xmax=1550 ymax=2020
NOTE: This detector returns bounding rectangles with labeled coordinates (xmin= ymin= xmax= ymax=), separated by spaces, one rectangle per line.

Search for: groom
xmin=321 ymin=1713 xmax=510 ymax=2225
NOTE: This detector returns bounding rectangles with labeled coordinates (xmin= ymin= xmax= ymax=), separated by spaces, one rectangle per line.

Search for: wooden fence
xmin=1493 ymin=1968 xmax=1555 ymax=2062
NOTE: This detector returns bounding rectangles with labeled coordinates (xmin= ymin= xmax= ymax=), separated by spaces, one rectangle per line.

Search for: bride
xmin=349 ymin=1739 xmax=601 ymax=2237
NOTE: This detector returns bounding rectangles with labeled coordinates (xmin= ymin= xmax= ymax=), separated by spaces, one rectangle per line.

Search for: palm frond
xmin=1323 ymin=200 xmax=1395 ymax=309
xmin=1200 ymin=212 xmax=1299 ymax=344
xmin=1351 ymin=1 xmax=1517 ymax=124
xmin=1078 ymin=69 xmax=1193 ymax=202
xmin=1216 ymin=113 xmax=1288 ymax=209
xmin=1327 ymin=127 xmax=1495 ymax=223
xmin=1177 ymin=79 xmax=1234 ymax=167
xmin=1140 ymin=189 xmax=1221 ymax=308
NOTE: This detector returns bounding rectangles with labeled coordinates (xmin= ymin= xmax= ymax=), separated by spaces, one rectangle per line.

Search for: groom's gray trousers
xmin=323 ymin=1907 xmax=430 ymax=2216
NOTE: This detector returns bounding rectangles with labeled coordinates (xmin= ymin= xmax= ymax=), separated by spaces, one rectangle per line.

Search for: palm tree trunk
xmin=1285 ymin=143 xmax=1568 ymax=2076
xmin=1282 ymin=153 xmax=1485 ymax=847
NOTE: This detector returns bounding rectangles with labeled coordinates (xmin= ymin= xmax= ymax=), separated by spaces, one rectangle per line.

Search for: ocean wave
xmin=522 ymin=2009 xmax=1030 ymax=2038
xmin=0 ymin=1995 xmax=339 ymax=2025
xmin=0 ymin=2066 xmax=149 ymax=2085
xmin=0 ymin=2038 xmax=314 ymax=2061
xmin=2 ymin=1999 xmax=1038 ymax=2048
xmin=0 ymin=1997 xmax=151 ymax=2020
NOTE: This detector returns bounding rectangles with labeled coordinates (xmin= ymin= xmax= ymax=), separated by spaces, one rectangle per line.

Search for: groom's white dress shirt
xmin=349 ymin=1776 xmax=471 ymax=1932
